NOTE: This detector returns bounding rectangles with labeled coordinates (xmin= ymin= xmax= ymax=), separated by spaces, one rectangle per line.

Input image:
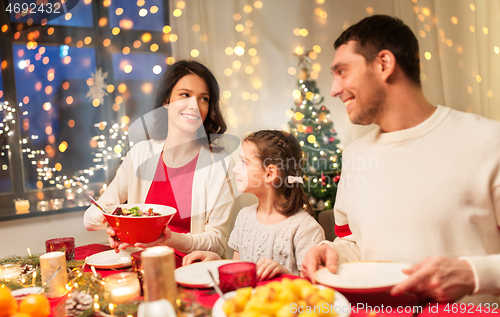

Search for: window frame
xmin=0 ymin=0 xmax=171 ymax=220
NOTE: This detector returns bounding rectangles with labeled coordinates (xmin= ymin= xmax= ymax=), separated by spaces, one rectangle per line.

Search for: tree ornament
xmin=317 ymin=200 xmax=326 ymax=211
xmin=309 ymin=196 xmax=317 ymax=206
xmin=318 ymin=113 xmax=327 ymax=122
xmin=309 ymin=165 xmax=317 ymax=173
xmin=65 ymin=291 xmax=93 ymax=317
xmin=324 ymin=199 xmax=332 ymax=209
xmin=322 ymin=134 xmax=330 ymax=144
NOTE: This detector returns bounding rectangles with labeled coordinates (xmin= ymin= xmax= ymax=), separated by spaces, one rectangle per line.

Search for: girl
xmin=184 ymin=130 xmax=325 ymax=280
xmin=84 ymin=60 xmax=235 ymax=258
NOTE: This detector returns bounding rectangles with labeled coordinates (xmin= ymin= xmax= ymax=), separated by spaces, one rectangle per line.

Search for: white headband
xmin=287 ymin=176 xmax=304 ymax=184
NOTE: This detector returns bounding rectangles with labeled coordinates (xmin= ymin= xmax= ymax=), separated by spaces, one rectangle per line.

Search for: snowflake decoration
xmin=86 ymin=68 xmax=109 ymax=102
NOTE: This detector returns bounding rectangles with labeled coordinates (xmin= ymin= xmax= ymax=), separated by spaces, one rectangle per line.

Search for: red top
xmin=145 ymin=153 xmax=198 ymax=234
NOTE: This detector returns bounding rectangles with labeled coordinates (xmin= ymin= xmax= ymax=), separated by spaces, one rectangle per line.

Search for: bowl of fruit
xmin=103 ymin=204 xmax=176 ymax=244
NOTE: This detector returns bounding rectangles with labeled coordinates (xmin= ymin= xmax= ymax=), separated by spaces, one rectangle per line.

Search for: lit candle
xmin=141 ymin=246 xmax=177 ymax=305
xmin=66 ymin=190 xmax=75 ymax=201
xmin=109 ymin=303 xmax=115 ymax=316
xmin=40 ymin=251 xmax=68 ymax=298
xmin=104 ymin=272 xmax=141 ymax=304
xmin=93 ymin=294 xmax=100 ymax=312
xmin=14 ymin=199 xmax=30 ymax=214
xmin=49 ymin=198 xmax=64 ymax=210
xmin=37 ymin=200 xmax=48 ymax=211
xmin=45 ymin=237 xmax=75 ymax=261
xmin=0 ymin=264 xmax=21 ymax=281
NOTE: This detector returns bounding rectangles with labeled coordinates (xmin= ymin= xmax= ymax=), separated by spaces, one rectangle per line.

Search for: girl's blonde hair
xmin=244 ymin=130 xmax=313 ymax=217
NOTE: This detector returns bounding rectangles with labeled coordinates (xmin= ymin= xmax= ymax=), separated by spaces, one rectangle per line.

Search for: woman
xmin=84 ymin=60 xmax=235 ymax=257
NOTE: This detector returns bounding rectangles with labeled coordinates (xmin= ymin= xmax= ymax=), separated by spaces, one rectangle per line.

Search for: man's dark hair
xmin=334 ymin=15 xmax=421 ymax=86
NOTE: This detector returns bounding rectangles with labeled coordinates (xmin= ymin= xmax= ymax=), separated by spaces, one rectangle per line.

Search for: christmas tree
xmin=288 ymin=50 xmax=342 ymax=212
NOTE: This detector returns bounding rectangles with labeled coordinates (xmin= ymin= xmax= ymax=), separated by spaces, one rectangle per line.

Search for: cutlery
xmin=89 ymin=195 xmax=105 ymax=212
xmin=37 ymin=265 xmax=62 ymax=293
xmin=89 ymin=195 xmax=120 ymax=250
xmin=207 ymin=270 xmax=225 ymax=301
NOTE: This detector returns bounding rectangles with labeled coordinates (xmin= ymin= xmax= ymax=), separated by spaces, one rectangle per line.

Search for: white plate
xmin=86 ymin=248 xmax=143 ymax=269
xmin=11 ymin=287 xmax=44 ymax=299
xmin=315 ymin=261 xmax=410 ymax=294
xmin=174 ymin=260 xmax=239 ymax=288
xmin=212 ymin=284 xmax=350 ymax=317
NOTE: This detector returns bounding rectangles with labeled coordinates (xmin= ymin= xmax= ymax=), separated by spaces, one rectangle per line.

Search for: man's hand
xmin=391 ymin=256 xmax=475 ymax=302
xmin=301 ymin=244 xmax=339 ymax=283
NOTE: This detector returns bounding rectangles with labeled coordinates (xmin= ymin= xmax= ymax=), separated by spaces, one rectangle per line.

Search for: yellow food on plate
xmin=221 ymin=278 xmax=337 ymax=317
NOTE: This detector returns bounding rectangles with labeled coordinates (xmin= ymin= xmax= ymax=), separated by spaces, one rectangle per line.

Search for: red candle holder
xmin=45 ymin=237 xmax=75 ymax=261
xmin=218 ymin=262 xmax=257 ymax=293
xmin=131 ymin=250 xmax=144 ymax=296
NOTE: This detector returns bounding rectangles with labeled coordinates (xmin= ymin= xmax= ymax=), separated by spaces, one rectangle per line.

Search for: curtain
xmin=170 ymin=0 xmax=500 ymax=145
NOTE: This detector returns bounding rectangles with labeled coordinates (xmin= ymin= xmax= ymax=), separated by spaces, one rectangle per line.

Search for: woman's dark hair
xmin=150 ymin=60 xmax=227 ymax=145
xmin=245 ymin=130 xmax=314 ymax=217
xmin=334 ymin=15 xmax=421 ymax=86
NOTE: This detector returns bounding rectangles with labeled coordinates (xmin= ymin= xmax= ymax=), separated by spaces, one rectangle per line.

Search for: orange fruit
xmin=0 ymin=287 xmax=17 ymax=317
xmin=19 ymin=294 xmax=50 ymax=317
xmin=11 ymin=313 xmax=31 ymax=317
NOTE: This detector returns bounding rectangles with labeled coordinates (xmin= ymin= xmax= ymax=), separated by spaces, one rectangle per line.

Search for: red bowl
xmin=103 ymin=204 xmax=176 ymax=244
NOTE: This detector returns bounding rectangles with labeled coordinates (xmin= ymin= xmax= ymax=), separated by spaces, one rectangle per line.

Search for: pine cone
xmin=65 ymin=291 xmax=93 ymax=317
xmin=20 ymin=264 xmax=35 ymax=275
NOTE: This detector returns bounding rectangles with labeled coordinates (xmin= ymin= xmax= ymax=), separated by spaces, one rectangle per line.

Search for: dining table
xmin=45 ymin=243 xmax=500 ymax=317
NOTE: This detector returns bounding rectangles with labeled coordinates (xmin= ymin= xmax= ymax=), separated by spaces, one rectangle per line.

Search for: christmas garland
xmin=0 ymin=254 xmax=211 ymax=317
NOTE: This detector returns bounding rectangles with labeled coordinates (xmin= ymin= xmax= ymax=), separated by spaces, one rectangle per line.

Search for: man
xmin=302 ymin=15 xmax=500 ymax=304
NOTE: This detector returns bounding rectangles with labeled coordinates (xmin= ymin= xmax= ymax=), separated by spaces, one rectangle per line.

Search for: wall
xmin=0 ymin=210 xmax=108 ymax=258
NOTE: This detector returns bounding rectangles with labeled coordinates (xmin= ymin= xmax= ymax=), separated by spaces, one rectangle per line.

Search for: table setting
xmin=1 ymin=202 xmax=497 ymax=317
xmin=2 ymin=242 xmax=500 ymax=317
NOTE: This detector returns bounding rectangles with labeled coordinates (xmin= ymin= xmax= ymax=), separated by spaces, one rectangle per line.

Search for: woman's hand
xmin=182 ymin=251 xmax=221 ymax=266
xmin=106 ymin=226 xmax=127 ymax=253
xmin=107 ymin=226 xmax=173 ymax=252
xmin=256 ymin=258 xmax=287 ymax=281
xmin=133 ymin=226 xmax=173 ymax=249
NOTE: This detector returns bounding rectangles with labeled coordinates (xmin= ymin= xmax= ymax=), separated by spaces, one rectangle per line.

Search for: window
xmin=0 ymin=53 xmax=12 ymax=193
xmin=0 ymin=0 xmax=171 ymax=219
